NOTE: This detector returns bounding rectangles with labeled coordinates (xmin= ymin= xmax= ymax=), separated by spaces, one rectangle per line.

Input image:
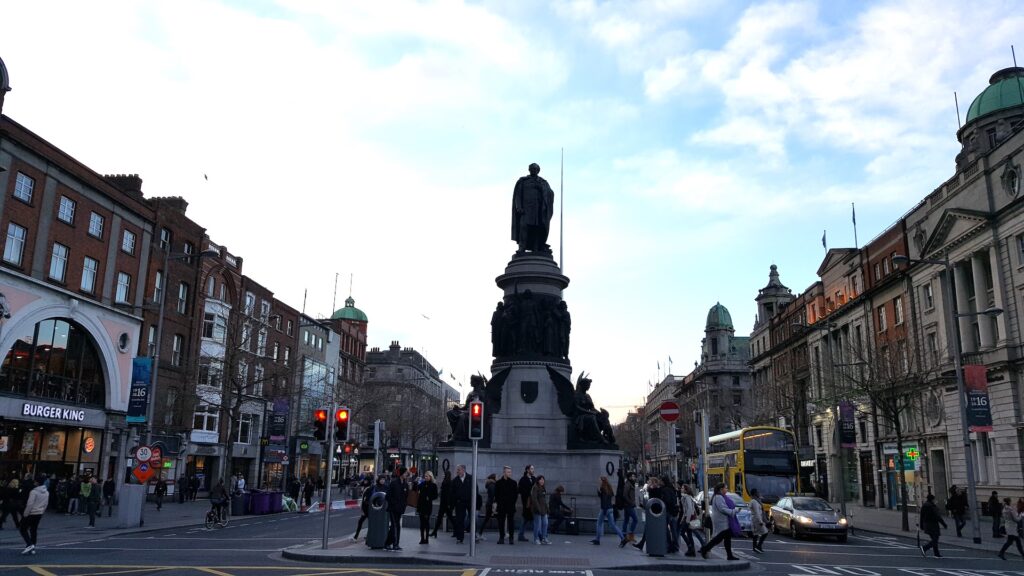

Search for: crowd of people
xmin=346 ymin=464 xmax=765 ymax=561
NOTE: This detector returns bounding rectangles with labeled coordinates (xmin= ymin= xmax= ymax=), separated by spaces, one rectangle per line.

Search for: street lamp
xmin=892 ymin=253 xmax=1002 ymax=545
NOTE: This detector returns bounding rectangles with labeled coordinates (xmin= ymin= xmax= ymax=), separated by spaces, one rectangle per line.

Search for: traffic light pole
xmin=322 ymin=401 xmax=336 ymax=550
xmin=470 ymin=438 xmax=478 ymax=558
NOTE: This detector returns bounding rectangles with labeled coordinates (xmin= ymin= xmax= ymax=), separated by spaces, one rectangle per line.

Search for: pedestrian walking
xmin=189 ymin=475 xmax=200 ymax=501
xmin=102 ymin=477 xmax=115 ymax=517
xmin=946 ymin=486 xmax=967 ymax=538
xmin=353 ymin=475 xmax=386 ymax=540
xmin=430 ymin=470 xmax=454 ymax=538
xmin=452 ymin=465 xmax=473 ymax=544
xmin=749 ymin=488 xmax=769 ymax=553
xmin=385 ymin=467 xmax=409 ymax=551
xmin=477 ymin=474 xmax=496 ymax=539
xmin=592 ymin=476 xmax=626 ymax=546
xmin=494 ymin=466 xmax=518 ymax=545
xmin=154 ymin=477 xmax=168 ymax=511
xmin=517 ymin=465 xmax=536 ymax=542
xmin=302 ymin=478 xmax=315 ymax=508
xmin=0 ymin=478 xmax=22 ymax=529
xmin=178 ymin=474 xmax=187 ymax=504
xmin=919 ymin=493 xmax=948 ymax=558
xmin=66 ymin=477 xmax=80 ymax=515
xmin=54 ymin=478 xmax=68 ymax=514
xmin=549 ymin=485 xmax=573 ymax=535
xmin=632 ymin=476 xmax=660 ymax=551
xmin=679 ymin=484 xmax=704 ymax=556
xmin=661 ymin=475 xmax=680 ymax=553
xmin=416 ymin=471 xmax=438 ymax=545
xmin=698 ymin=483 xmax=739 ymax=561
xmin=85 ymin=477 xmax=101 ymax=527
xmin=619 ymin=471 xmax=638 ymax=543
xmin=531 ymin=475 xmax=550 ymax=545
xmin=999 ymin=497 xmax=1024 ymax=560
xmin=990 ymin=491 xmax=1004 ymax=538
xmin=19 ymin=475 xmax=48 ymax=555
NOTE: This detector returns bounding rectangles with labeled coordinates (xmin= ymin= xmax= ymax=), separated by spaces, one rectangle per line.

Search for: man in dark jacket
xmin=452 ymin=465 xmax=473 ymax=544
xmin=989 ymin=491 xmax=1003 ymax=538
xmin=945 ymin=485 xmax=967 ymax=537
xmin=919 ymin=493 xmax=948 ymax=558
xmin=619 ymin=471 xmax=638 ymax=542
xmin=661 ymin=475 xmax=680 ymax=553
xmin=517 ymin=465 xmax=535 ymax=542
xmin=386 ymin=467 xmax=409 ymax=551
xmin=494 ymin=466 xmax=519 ymax=545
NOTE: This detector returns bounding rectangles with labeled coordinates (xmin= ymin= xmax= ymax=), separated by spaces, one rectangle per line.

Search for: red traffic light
xmin=471 ymin=403 xmax=482 ymax=417
xmin=336 ymin=408 xmax=350 ymax=422
xmin=315 ymin=409 xmax=328 ymax=422
xmin=343 ymin=443 xmax=353 ymax=454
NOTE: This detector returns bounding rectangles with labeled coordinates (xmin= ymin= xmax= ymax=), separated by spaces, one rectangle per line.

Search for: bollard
xmin=366 ymin=492 xmax=389 ymax=549
xmin=644 ymin=498 xmax=667 ymax=557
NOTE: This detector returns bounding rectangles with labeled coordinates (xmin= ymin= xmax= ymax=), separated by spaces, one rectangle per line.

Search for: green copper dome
xmin=706 ymin=302 xmax=733 ymax=331
xmin=966 ymin=67 xmax=1024 ymax=123
xmin=331 ymin=296 xmax=368 ymax=322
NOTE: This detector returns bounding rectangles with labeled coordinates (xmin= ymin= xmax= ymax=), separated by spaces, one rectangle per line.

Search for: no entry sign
xmin=659 ymin=401 xmax=680 ymax=422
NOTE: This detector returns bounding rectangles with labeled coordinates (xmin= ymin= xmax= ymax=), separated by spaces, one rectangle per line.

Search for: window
xmin=316 ymin=335 xmax=323 ymax=350
xmin=57 ymin=196 xmax=76 ymax=224
xmin=121 ymin=229 xmax=136 ymax=255
xmin=894 ymin=296 xmax=904 ymax=325
xmin=3 ymin=222 xmax=27 ymax=265
xmin=882 ymin=258 xmax=890 ymax=276
xmin=48 ymin=243 xmax=69 ymax=282
xmin=171 ymin=334 xmax=184 ymax=366
xmin=874 ymin=263 xmax=880 ymax=281
xmin=238 ymin=361 xmax=249 ymax=387
xmin=711 ymin=336 xmax=719 ymax=355
xmin=116 ymin=272 xmax=132 ymax=303
xmin=858 ymin=420 xmax=867 ymax=443
xmin=253 ymin=365 xmax=264 ymax=396
xmin=245 ymin=292 xmax=256 ymax=315
xmin=303 ymin=330 xmax=310 ymax=346
xmin=732 ymin=391 xmax=742 ymax=406
xmin=88 ymin=212 xmax=104 ymax=238
xmin=241 ymin=323 xmax=252 ymax=351
xmin=153 ymin=270 xmax=164 ymax=303
xmin=219 ymin=283 xmax=226 ymax=301
xmin=147 ymin=325 xmax=157 ymax=355
xmin=205 ymin=276 xmax=215 ymax=297
xmin=272 ymin=342 xmax=280 ymax=361
xmin=183 ymin=242 xmax=194 ymax=263
xmin=927 ymin=332 xmax=939 ymax=363
xmin=164 ymin=388 xmax=178 ymax=426
xmin=922 ymin=283 xmax=934 ymax=310
xmin=257 ymin=328 xmax=267 ymax=356
xmin=260 ymin=300 xmax=271 ymax=322
xmin=159 ymin=228 xmax=172 ymax=250
xmin=177 ymin=282 xmax=189 ymax=314
xmin=877 ymin=305 xmax=887 ymax=332
xmin=284 ymin=347 xmax=291 ymax=366
xmin=13 ymin=172 xmax=34 ymax=203
xmin=286 ymin=320 xmax=293 ymax=336
xmin=192 ymin=405 xmax=219 ymax=432
xmin=234 ymin=413 xmax=260 ymax=444
xmin=203 ymin=313 xmax=227 ymax=341
xmin=81 ymin=257 xmax=98 ymax=293
xmin=199 ymin=360 xmax=223 ymax=387
xmin=1018 ymin=234 xmax=1024 ymax=266
xmin=815 ymin=425 xmax=823 ymax=448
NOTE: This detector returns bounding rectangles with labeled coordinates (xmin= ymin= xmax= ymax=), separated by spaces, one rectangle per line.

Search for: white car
xmin=693 ymin=490 xmax=753 ymax=535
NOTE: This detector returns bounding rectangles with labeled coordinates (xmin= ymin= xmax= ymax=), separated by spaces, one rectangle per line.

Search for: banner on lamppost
xmin=839 ymin=401 xmax=856 ymax=448
xmin=269 ymin=398 xmax=288 ymax=442
xmin=126 ymin=357 xmax=152 ymax=423
xmin=964 ymin=364 xmax=993 ymax=432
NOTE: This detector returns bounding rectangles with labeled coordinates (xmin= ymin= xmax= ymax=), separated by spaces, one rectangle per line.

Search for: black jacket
xmin=549 ymin=492 xmax=572 ymax=517
xmin=495 ymin=477 xmax=519 ymax=513
xmin=920 ymin=500 xmax=947 ymax=536
xmin=452 ymin=474 xmax=473 ymax=506
xmin=386 ymin=477 xmax=408 ymax=514
xmin=416 ymin=480 xmax=438 ymax=516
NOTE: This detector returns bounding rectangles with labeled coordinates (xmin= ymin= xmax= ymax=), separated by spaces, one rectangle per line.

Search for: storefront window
xmin=0 ymin=318 xmax=105 ymax=407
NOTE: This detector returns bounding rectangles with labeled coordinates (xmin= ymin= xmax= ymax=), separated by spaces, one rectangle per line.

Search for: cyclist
xmin=210 ymin=480 xmax=229 ymax=522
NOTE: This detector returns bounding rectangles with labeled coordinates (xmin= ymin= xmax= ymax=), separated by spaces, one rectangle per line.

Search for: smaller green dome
xmin=966 ymin=67 xmax=1024 ymax=123
xmin=706 ymin=302 xmax=733 ymax=331
xmin=331 ymin=296 xmax=368 ymax=322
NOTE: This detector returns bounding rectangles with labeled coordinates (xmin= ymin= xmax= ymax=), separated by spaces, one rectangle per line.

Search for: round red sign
xmin=659 ymin=401 xmax=680 ymax=422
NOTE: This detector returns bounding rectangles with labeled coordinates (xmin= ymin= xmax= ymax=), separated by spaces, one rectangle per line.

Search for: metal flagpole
xmin=470 ymin=440 xmax=479 ymax=557
xmin=559 ymin=148 xmax=564 ymax=273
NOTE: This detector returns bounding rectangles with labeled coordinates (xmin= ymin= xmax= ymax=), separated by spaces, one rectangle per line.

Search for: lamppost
xmin=893 ymin=253 xmax=1002 ymax=545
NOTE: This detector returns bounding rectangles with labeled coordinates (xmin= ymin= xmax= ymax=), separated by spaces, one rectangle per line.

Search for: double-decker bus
xmin=705 ymin=426 xmax=800 ymax=510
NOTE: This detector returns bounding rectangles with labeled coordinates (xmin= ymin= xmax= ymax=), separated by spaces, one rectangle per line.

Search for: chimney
xmin=104 ymin=174 xmax=144 ymax=199
xmin=153 ymin=196 xmax=189 ymax=214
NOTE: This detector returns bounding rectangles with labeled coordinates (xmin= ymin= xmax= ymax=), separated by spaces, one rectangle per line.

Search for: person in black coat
xmin=919 ymin=493 xmax=948 ymax=558
xmin=386 ymin=467 xmax=409 ymax=551
xmin=548 ymin=485 xmax=573 ymax=535
xmin=430 ymin=470 xmax=454 ymax=538
xmin=945 ymin=485 xmax=968 ymax=537
xmin=494 ymin=466 xmax=519 ymax=545
xmin=452 ymin=465 xmax=473 ymax=544
xmin=517 ymin=465 xmax=536 ymax=542
xmin=416 ymin=472 xmax=438 ymax=545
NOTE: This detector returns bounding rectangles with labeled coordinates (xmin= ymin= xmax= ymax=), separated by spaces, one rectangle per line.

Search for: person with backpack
xmin=618 ymin=471 xmax=638 ymax=544
xmin=698 ymin=483 xmax=739 ymax=561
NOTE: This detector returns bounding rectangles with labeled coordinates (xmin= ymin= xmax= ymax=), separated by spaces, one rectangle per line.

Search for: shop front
xmin=0 ymin=398 xmax=106 ymax=479
xmin=185 ymin=429 xmax=223 ymax=495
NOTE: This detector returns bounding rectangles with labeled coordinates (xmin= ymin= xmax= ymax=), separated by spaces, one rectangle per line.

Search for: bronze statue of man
xmin=511 ymin=163 xmax=555 ymax=253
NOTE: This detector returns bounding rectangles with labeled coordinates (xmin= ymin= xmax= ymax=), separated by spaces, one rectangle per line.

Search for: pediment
xmin=816 ymin=248 xmax=858 ymax=277
xmin=921 ymin=209 xmax=991 ymax=257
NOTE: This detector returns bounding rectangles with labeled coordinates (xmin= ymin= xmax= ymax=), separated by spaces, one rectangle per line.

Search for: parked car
xmin=693 ymin=490 xmax=752 ymax=535
xmin=770 ymin=496 xmax=848 ymax=542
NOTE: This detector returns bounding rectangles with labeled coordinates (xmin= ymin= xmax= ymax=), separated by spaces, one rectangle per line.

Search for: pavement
xmin=281 ymin=520 xmax=752 ymax=571
xmin=847 ymin=503 xmax=1008 ymax=553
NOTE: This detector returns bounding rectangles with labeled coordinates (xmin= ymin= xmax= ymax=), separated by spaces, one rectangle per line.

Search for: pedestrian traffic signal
xmin=469 ymin=400 xmax=484 ymax=440
xmin=366 ymin=424 xmax=375 ymax=448
xmin=313 ymin=409 xmax=328 ymax=441
xmin=334 ymin=406 xmax=350 ymax=442
xmin=343 ymin=442 xmax=353 ymax=454
xmin=675 ymin=425 xmax=684 ymax=454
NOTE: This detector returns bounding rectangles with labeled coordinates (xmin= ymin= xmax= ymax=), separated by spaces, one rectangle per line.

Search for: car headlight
xmin=838 ymin=518 xmax=848 ymax=525
xmin=797 ymin=515 xmax=815 ymax=525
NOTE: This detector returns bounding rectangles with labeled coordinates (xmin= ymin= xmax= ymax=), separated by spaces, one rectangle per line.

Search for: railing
xmin=0 ymin=367 xmax=104 ymax=407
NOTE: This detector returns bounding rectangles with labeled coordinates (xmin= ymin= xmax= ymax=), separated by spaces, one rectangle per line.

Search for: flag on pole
xmin=822 ymin=230 xmax=827 ymax=250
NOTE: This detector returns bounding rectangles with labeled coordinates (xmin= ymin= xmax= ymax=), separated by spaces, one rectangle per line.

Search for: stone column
xmin=989 ymin=245 xmax=1007 ymax=345
xmin=953 ymin=261 xmax=976 ymax=353
xmin=971 ymin=252 xmax=993 ymax=349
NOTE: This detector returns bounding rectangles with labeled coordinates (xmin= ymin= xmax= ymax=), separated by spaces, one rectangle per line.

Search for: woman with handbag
xmin=679 ymin=484 xmax=704 ymax=556
xmin=749 ymin=488 xmax=769 ymax=553
xmin=698 ymin=483 xmax=739 ymax=561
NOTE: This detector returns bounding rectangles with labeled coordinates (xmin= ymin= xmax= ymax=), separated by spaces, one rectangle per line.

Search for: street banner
xmin=127 ymin=357 xmax=153 ymax=423
xmin=964 ymin=364 xmax=994 ymax=432
xmin=270 ymin=398 xmax=288 ymax=442
xmin=839 ymin=401 xmax=856 ymax=448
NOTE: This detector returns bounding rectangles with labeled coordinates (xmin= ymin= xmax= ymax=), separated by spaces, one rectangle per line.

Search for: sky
xmin=2 ymin=0 xmax=1022 ymax=423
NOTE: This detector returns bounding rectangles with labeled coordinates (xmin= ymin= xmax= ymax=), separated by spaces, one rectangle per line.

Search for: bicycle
xmin=205 ymin=502 xmax=230 ymax=529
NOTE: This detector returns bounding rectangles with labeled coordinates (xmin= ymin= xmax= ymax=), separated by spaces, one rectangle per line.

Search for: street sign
xmin=132 ymin=462 xmax=155 ymax=484
xmin=659 ymin=401 xmax=680 ymax=422
xmin=150 ymin=447 xmax=162 ymax=461
xmin=135 ymin=446 xmax=152 ymax=462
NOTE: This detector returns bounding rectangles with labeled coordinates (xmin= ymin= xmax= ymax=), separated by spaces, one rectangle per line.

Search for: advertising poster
xmin=839 ymin=401 xmax=857 ymax=448
xmin=127 ymin=357 xmax=153 ymax=423
xmin=964 ymin=364 xmax=994 ymax=432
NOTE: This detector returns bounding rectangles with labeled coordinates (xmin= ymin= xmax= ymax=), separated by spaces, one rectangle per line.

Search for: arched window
xmin=0 ymin=318 xmax=105 ymax=407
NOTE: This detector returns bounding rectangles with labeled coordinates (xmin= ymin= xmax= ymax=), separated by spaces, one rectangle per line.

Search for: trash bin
xmin=231 ymin=493 xmax=250 ymax=516
xmin=269 ymin=491 xmax=283 ymax=513
xmin=366 ymin=492 xmax=389 ymax=549
xmin=251 ymin=491 xmax=271 ymax=515
xmin=644 ymin=498 xmax=667 ymax=557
